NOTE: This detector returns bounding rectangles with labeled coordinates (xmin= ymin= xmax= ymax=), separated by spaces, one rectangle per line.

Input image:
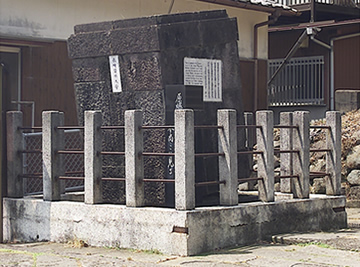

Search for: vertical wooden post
xmin=125 ymin=110 xmax=144 ymax=207
xmin=280 ymin=112 xmax=294 ymax=193
xmin=42 ymin=111 xmax=65 ymax=201
xmin=326 ymin=111 xmax=341 ymax=195
xmin=175 ymin=109 xmax=195 ymax=210
xmin=293 ymin=111 xmax=310 ymax=199
xmin=84 ymin=111 xmax=103 ymax=204
xmin=218 ymin=109 xmax=238 ymax=205
xmin=256 ymin=111 xmax=274 ymax=202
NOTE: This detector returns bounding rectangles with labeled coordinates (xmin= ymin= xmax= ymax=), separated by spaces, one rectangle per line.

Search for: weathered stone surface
xmin=310 ymin=158 xmax=326 ymax=173
xmin=68 ymin=32 xmax=112 ymax=59
xmin=199 ymin=18 xmax=238 ymax=45
xmin=110 ymin=26 xmax=160 ymax=55
xmin=346 ymin=185 xmax=360 ymax=200
xmin=347 ymin=169 xmax=360 ymax=186
xmin=346 ymin=145 xmax=360 ymax=169
xmin=74 ymin=21 xmax=113 ymax=34
xmin=3 ymin=196 xmax=347 ymax=256
xmin=72 ymin=57 xmax=109 ymax=82
xmin=310 ymin=178 xmax=326 ymax=194
xmin=335 ymin=90 xmax=360 ymax=113
xmin=74 ymin=82 xmax=112 ymax=125
xmin=120 ymin=53 xmax=162 ymax=91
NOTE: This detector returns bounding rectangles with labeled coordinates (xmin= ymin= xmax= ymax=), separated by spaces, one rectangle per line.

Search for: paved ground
xmin=0 ymin=209 xmax=359 ymax=266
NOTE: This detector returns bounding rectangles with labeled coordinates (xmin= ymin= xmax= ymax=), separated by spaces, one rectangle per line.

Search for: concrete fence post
xmin=218 ymin=109 xmax=238 ymax=205
xmin=85 ymin=111 xmax=103 ymax=204
xmin=280 ymin=112 xmax=294 ymax=193
xmin=243 ymin=112 xmax=255 ymax=190
xmin=42 ymin=111 xmax=65 ymax=201
xmin=326 ymin=111 xmax=341 ymax=195
xmin=175 ymin=109 xmax=195 ymax=210
xmin=292 ymin=111 xmax=310 ymax=199
xmin=256 ymin=111 xmax=274 ymax=202
xmin=6 ymin=111 xmax=24 ymax=198
xmin=125 ymin=110 xmax=144 ymax=207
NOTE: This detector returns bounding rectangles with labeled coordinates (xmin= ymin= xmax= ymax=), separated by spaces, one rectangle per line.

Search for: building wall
xmin=334 ymin=35 xmax=360 ymax=91
xmin=0 ymin=0 xmax=268 ymax=59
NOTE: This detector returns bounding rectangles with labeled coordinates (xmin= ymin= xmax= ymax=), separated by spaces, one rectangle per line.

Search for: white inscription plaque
xmin=184 ymin=57 xmax=222 ymax=102
xmin=109 ymin=55 xmax=122 ymax=93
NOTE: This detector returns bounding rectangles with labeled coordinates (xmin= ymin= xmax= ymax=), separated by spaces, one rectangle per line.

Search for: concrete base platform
xmin=3 ymin=195 xmax=347 ymax=256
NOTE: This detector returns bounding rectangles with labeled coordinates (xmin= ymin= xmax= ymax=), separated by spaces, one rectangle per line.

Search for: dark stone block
xmin=110 ymin=26 xmax=160 ymax=55
xmin=120 ymin=52 xmax=162 ymax=91
xmin=68 ymin=32 xmax=112 ymax=59
xmin=74 ymin=21 xmax=113 ymax=34
xmin=72 ymin=57 xmax=110 ymax=82
xmin=74 ymin=81 xmax=112 ymax=125
xmin=112 ymin=17 xmax=158 ymax=29
xmin=200 ymin=18 xmax=239 ymax=45
xmin=112 ymin=9 xmax=228 ymax=30
xmin=158 ymin=20 xmax=202 ymax=49
xmin=156 ymin=9 xmax=228 ymax=25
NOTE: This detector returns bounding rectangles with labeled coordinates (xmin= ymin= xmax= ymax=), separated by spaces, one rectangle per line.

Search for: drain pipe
xmin=267 ymin=28 xmax=314 ymax=86
xmin=253 ymin=13 xmax=279 ymax=112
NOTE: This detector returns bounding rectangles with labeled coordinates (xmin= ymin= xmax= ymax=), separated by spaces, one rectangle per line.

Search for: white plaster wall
xmin=0 ymin=0 xmax=268 ymax=59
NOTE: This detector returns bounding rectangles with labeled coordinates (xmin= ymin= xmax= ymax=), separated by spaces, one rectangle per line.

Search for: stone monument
xmin=67 ymin=10 xmax=248 ymax=206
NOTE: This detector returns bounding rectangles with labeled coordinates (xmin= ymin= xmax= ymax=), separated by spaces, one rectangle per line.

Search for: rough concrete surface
xmin=1 ymin=209 xmax=358 ymax=266
xmin=3 ymin=195 xmax=347 ymax=256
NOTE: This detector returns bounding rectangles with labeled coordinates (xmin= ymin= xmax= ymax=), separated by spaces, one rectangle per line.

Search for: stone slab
xmin=3 ymin=195 xmax=347 ymax=256
xmin=335 ymin=90 xmax=360 ymax=113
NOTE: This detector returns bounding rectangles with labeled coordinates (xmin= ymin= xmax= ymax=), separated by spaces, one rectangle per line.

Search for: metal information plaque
xmin=184 ymin=57 xmax=222 ymax=102
xmin=109 ymin=55 xmax=122 ymax=93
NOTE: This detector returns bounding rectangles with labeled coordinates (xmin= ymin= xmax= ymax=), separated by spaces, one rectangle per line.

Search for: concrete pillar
xmin=326 ymin=111 xmax=341 ymax=195
xmin=256 ymin=111 xmax=274 ymax=202
xmin=218 ymin=109 xmax=238 ymax=205
xmin=280 ymin=112 xmax=294 ymax=193
xmin=175 ymin=109 xmax=195 ymax=210
xmin=243 ymin=112 xmax=255 ymax=190
xmin=85 ymin=111 xmax=103 ymax=204
xmin=125 ymin=110 xmax=144 ymax=207
xmin=42 ymin=111 xmax=65 ymax=201
xmin=6 ymin=111 xmax=24 ymax=198
xmin=292 ymin=111 xmax=310 ymax=199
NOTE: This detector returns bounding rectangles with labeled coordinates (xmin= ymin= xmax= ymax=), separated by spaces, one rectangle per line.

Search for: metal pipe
xmin=101 ymin=151 xmax=125 ymax=156
xmin=141 ymin=125 xmax=173 ymax=130
xmin=268 ymin=29 xmax=309 ymax=86
xmin=237 ymin=125 xmax=262 ymax=129
xmin=57 ymin=126 xmax=84 ymax=130
xmin=195 ymin=180 xmax=226 ymax=187
xmin=102 ymin=177 xmax=126 ymax=181
xmin=194 ymin=125 xmax=223 ymax=129
xmin=57 ymin=150 xmax=84 ymax=155
xmin=195 ymin=152 xmax=225 ymax=157
xmin=238 ymin=177 xmax=263 ymax=182
xmin=143 ymin=179 xmax=175 ymax=183
xmin=309 ymin=149 xmax=331 ymax=153
xmin=237 ymin=151 xmax=263 ymax=155
xmin=274 ymin=149 xmax=300 ymax=154
xmin=100 ymin=126 xmax=125 ymax=130
xmin=310 ymin=125 xmax=330 ymax=129
xmin=142 ymin=152 xmax=175 ymax=157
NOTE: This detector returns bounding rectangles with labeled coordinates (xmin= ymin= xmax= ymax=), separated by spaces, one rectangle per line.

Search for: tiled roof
xmin=248 ymin=0 xmax=295 ymax=10
xmin=197 ymin=0 xmax=298 ymax=14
